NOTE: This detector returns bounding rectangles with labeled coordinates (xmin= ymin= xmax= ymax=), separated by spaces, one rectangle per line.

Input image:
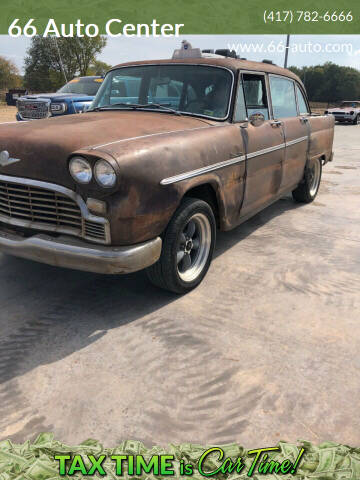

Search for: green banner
xmin=1 ymin=434 xmax=360 ymax=480
xmin=0 ymin=0 xmax=359 ymax=35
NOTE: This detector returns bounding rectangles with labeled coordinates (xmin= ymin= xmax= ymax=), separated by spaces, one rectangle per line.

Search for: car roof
xmin=110 ymin=57 xmax=304 ymax=88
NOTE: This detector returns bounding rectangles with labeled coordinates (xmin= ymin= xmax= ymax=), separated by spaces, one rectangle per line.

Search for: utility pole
xmin=53 ymin=36 xmax=67 ymax=83
xmin=284 ymin=34 xmax=290 ymax=68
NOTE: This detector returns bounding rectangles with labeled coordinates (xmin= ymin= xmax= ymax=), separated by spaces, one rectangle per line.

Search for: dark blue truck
xmin=16 ymin=76 xmax=103 ymax=121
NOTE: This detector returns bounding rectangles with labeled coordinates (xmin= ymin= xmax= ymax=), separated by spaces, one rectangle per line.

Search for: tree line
xmin=0 ymin=57 xmax=22 ymax=91
xmin=289 ymin=62 xmax=360 ymax=103
xmin=1 ymin=36 xmax=111 ymax=94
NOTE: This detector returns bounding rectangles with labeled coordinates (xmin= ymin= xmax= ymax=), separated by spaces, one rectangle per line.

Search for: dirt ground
xmin=0 ymin=123 xmax=359 ymax=448
xmin=0 ymin=105 xmax=16 ymax=123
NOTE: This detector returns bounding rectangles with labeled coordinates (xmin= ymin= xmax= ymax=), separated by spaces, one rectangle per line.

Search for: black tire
xmin=147 ymin=197 xmax=216 ymax=294
xmin=353 ymin=114 xmax=360 ymax=125
xmin=292 ymin=157 xmax=322 ymax=203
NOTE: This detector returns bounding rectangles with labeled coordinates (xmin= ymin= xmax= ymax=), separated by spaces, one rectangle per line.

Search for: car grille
xmin=332 ymin=112 xmax=345 ymax=115
xmin=0 ymin=179 xmax=108 ymax=244
xmin=17 ymin=100 xmax=50 ymax=120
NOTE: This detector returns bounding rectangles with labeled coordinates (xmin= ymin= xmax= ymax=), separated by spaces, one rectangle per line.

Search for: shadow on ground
xmin=0 ymin=195 xmax=302 ymax=389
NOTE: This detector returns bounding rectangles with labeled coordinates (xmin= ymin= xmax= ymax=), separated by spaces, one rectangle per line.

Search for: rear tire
xmin=147 ymin=198 xmax=216 ymax=294
xmin=292 ymin=157 xmax=322 ymax=203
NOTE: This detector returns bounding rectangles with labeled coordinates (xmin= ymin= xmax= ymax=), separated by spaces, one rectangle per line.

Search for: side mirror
xmin=249 ymin=112 xmax=265 ymax=127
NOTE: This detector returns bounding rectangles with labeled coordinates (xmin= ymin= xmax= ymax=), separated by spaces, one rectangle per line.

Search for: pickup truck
xmin=16 ymin=76 xmax=103 ymax=121
xmin=0 ymin=43 xmax=334 ymax=293
xmin=325 ymin=101 xmax=360 ymax=124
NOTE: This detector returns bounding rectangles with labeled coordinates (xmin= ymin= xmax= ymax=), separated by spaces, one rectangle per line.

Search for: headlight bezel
xmin=50 ymin=102 xmax=67 ymax=114
xmin=69 ymin=156 xmax=93 ymax=184
xmin=94 ymin=159 xmax=117 ymax=188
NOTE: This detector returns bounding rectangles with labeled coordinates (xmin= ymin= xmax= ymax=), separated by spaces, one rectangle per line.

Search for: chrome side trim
xmin=160 ymin=135 xmax=308 ymax=185
xmin=160 ymin=154 xmax=246 ymax=185
xmin=247 ymin=143 xmax=285 ymax=159
xmin=286 ymin=136 xmax=308 ymax=147
xmin=0 ymin=174 xmax=111 ymax=244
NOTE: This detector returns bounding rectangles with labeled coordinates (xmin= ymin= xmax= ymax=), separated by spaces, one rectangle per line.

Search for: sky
xmin=1 ymin=34 xmax=359 ymax=73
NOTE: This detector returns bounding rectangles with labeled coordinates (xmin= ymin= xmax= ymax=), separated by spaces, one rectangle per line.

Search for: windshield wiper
xmin=89 ymin=103 xmax=142 ymax=112
xmin=138 ymin=103 xmax=182 ymax=115
xmin=89 ymin=102 xmax=182 ymax=115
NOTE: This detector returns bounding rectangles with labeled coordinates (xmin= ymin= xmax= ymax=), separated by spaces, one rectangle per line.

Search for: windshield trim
xmin=93 ymin=63 xmax=235 ymax=121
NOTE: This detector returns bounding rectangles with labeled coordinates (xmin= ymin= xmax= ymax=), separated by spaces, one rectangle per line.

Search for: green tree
xmin=23 ymin=36 xmax=107 ymax=92
xmin=87 ymin=60 xmax=112 ymax=76
xmin=289 ymin=62 xmax=360 ymax=103
xmin=0 ymin=56 xmax=22 ymax=90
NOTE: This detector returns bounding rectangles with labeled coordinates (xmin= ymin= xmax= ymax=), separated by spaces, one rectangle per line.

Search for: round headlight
xmin=94 ymin=160 xmax=117 ymax=187
xmin=69 ymin=157 xmax=92 ymax=184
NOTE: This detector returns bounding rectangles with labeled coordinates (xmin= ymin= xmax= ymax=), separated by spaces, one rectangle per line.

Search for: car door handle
xmin=270 ymin=120 xmax=283 ymax=127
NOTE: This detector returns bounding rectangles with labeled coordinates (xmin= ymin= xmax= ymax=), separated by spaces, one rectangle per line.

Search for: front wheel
xmin=147 ymin=198 xmax=216 ymax=294
xmin=292 ymin=157 xmax=322 ymax=203
xmin=353 ymin=114 xmax=360 ymax=125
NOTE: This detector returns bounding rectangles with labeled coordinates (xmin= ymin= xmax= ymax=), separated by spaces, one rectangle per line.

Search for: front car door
xmin=233 ymin=71 xmax=285 ymax=220
xmin=268 ymin=75 xmax=309 ymax=193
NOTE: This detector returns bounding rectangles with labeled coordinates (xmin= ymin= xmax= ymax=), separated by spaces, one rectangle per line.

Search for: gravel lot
xmin=0 ymin=124 xmax=359 ymax=448
xmin=0 ymin=105 xmax=16 ymax=123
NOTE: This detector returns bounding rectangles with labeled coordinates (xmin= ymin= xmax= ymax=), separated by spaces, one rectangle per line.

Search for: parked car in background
xmin=16 ymin=76 xmax=103 ymax=121
xmin=6 ymin=89 xmax=27 ymax=106
xmin=0 ymin=43 xmax=334 ymax=293
xmin=325 ymin=101 xmax=360 ymax=124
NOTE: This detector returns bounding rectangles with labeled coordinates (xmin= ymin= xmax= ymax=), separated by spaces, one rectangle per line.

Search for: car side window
xmin=234 ymin=74 xmax=270 ymax=122
xmin=296 ymin=85 xmax=310 ymax=115
xmin=269 ymin=76 xmax=297 ymax=118
xmin=244 ymin=74 xmax=269 ymax=120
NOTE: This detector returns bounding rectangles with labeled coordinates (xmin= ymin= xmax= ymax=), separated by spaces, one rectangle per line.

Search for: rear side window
xmin=269 ymin=76 xmax=297 ymax=118
xmin=296 ymin=85 xmax=310 ymax=115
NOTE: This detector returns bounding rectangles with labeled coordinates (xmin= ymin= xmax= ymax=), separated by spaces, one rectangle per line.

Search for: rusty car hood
xmin=0 ymin=111 xmax=212 ymax=187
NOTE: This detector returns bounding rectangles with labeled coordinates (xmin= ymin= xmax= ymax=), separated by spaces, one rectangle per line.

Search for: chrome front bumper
xmin=0 ymin=226 xmax=162 ymax=274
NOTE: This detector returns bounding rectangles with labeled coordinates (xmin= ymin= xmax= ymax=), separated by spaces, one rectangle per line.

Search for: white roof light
xmin=172 ymin=40 xmax=202 ymax=59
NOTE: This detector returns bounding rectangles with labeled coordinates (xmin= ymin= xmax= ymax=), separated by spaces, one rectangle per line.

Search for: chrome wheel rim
xmin=176 ymin=213 xmax=211 ymax=282
xmin=308 ymin=159 xmax=321 ymax=197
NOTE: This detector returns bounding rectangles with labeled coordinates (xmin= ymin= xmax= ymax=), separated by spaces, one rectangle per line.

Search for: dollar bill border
xmin=1 ymin=433 xmax=360 ymax=480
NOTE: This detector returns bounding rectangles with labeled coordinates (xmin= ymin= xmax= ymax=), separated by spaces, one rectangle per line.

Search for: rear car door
xmin=234 ymin=71 xmax=285 ymax=219
xmin=269 ymin=75 xmax=309 ymax=192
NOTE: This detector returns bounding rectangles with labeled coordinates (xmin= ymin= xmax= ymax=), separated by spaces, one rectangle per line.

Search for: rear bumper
xmin=0 ymin=226 xmax=162 ymax=274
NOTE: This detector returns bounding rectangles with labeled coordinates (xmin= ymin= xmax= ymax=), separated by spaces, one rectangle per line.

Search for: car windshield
xmin=91 ymin=65 xmax=233 ymax=120
xmin=57 ymin=78 xmax=103 ymax=96
xmin=340 ymin=102 xmax=359 ymax=108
